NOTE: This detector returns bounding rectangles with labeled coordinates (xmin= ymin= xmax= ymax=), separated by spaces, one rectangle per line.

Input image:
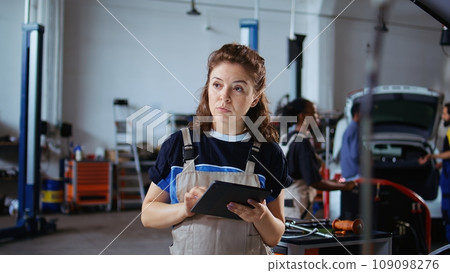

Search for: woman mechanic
xmin=281 ymin=98 xmax=357 ymax=220
xmin=141 ymin=43 xmax=292 ymax=254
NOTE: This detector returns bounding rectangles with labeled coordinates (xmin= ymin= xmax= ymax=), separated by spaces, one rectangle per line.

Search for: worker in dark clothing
xmin=419 ymin=102 xmax=450 ymax=243
xmin=282 ymin=98 xmax=357 ymax=219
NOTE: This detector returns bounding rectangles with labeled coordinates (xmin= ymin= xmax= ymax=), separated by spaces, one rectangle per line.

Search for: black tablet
xmin=190 ymin=180 xmax=272 ymax=220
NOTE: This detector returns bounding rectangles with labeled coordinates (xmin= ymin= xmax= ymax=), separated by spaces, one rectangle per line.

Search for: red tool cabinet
xmin=63 ymin=160 xmax=112 ymax=213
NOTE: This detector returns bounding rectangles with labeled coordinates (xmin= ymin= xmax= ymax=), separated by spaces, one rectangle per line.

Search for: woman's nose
xmin=220 ymin=87 xmax=231 ymax=102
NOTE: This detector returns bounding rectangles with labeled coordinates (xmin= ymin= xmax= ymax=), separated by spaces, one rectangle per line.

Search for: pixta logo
xmin=126 ymin=106 xmax=172 ymax=152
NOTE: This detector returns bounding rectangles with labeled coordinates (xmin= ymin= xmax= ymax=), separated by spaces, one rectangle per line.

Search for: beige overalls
xmin=169 ymin=128 xmax=272 ymax=255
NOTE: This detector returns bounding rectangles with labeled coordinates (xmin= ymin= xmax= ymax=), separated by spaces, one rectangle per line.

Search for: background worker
xmin=282 ymin=98 xmax=357 ymax=220
xmin=340 ymin=102 xmax=361 ymax=181
xmin=419 ymin=102 xmax=450 ymax=243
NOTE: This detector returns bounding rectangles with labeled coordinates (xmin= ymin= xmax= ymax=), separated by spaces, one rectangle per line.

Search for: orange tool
xmin=332 ymin=218 xmax=364 ymax=234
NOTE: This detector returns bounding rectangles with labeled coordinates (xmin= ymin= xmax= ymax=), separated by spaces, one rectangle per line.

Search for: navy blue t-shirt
xmin=148 ymin=129 xmax=292 ymax=204
xmin=286 ymin=131 xmax=322 ymax=186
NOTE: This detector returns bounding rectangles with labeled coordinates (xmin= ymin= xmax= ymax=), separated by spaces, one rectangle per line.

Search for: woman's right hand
xmin=183 ymin=186 xmax=206 ymax=217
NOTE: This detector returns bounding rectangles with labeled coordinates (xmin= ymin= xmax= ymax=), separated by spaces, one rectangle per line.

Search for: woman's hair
xmin=194 ymin=43 xmax=279 ymax=142
xmin=281 ymin=98 xmax=310 ymax=116
xmin=281 ymin=97 xmax=313 ymax=127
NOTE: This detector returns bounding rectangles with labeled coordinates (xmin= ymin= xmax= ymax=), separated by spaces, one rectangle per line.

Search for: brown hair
xmin=194 ymin=43 xmax=279 ymax=142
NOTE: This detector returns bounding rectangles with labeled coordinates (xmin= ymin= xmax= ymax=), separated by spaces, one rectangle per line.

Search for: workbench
xmin=275 ymin=220 xmax=392 ymax=255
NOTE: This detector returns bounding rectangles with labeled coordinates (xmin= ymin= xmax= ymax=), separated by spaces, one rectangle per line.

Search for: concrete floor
xmin=1 ymin=208 xmax=448 ymax=255
xmin=0 ymin=209 xmax=172 ymax=255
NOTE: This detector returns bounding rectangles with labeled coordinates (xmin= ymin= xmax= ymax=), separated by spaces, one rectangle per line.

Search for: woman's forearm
xmin=253 ymin=211 xmax=286 ymax=247
xmin=141 ymin=183 xmax=188 ymax=229
xmin=253 ymin=192 xmax=286 ymax=247
xmin=141 ymin=201 xmax=187 ymax=229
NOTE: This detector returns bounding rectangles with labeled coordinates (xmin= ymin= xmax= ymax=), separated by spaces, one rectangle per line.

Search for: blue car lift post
xmin=0 ymin=21 xmax=56 ymax=240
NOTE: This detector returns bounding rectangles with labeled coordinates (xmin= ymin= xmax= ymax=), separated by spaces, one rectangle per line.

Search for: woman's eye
xmin=234 ymin=86 xmax=244 ymax=93
xmin=212 ymin=82 xmax=221 ymax=89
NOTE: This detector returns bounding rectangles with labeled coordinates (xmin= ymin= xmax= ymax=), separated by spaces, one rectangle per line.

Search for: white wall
xmin=0 ymin=0 xmax=24 ymax=173
xmin=0 ymin=0 xmax=23 ymax=138
xmin=1 ymin=0 xmax=448 ymax=178
xmin=61 ymin=0 xmax=302 ymax=156
xmin=332 ymin=0 xmax=448 ymax=109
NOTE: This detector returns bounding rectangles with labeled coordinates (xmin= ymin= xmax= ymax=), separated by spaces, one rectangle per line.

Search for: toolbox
xmin=62 ymin=160 xmax=112 ymax=213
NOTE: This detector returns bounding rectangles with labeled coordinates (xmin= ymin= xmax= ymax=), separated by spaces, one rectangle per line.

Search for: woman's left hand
xmin=226 ymin=199 xmax=268 ymax=223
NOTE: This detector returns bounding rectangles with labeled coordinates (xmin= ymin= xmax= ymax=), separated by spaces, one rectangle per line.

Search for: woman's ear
xmin=251 ymin=97 xmax=259 ymax=107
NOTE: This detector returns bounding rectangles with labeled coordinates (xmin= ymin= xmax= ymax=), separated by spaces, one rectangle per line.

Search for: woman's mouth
xmin=217 ymin=107 xmax=231 ymax=113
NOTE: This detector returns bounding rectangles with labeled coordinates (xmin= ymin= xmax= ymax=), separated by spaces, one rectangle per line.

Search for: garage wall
xmin=61 ymin=0 xmax=308 ymax=155
xmin=0 ymin=0 xmax=24 ymax=173
xmin=1 ymin=0 xmax=448 ymax=178
xmin=0 ymin=0 xmax=23 ymax=138
xmin=332 ymin=0 xmax=447 ymax=108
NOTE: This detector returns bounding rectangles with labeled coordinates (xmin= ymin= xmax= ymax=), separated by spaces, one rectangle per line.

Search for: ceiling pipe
xmin=24 ymin=0 xmax=30 ymax=23
xmin=289 ymin=0 xmax=296 ymax=40
xmin=254 ymin=0 xmax=259 ymax=20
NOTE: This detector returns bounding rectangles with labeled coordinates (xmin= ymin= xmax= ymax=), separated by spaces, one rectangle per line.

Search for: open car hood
xmin=346 ymin=85 xmax=444 ymax=142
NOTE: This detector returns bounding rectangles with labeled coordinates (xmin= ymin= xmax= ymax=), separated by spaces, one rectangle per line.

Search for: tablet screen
xmin=190 ymin=180 xmax=272 ymax=220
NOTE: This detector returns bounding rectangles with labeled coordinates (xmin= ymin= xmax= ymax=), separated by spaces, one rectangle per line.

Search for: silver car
xmin=329 ymin=85 xmax=444 ymax=253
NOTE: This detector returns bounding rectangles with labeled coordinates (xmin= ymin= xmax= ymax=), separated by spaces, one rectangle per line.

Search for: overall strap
xmin=181 ymin=128 xmax=195 ymax=171
xmin=280 ymin=133 xmax=297 ymax=146
xmin=245 ymin=142 xmax=261 ymax=174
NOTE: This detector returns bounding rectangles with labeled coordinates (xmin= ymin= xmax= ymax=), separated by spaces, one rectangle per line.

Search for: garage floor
xmin=0 ymin=209 xmax=448 ymax=255
xmin=0 ymin=209 xmax=172 ymax=255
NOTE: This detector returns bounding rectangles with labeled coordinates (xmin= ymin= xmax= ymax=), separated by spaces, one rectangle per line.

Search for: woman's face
xmin=298 ymin=102 xmax=320 ymax=126
xmin=208 ymin=62 xmax=258 ymax=134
